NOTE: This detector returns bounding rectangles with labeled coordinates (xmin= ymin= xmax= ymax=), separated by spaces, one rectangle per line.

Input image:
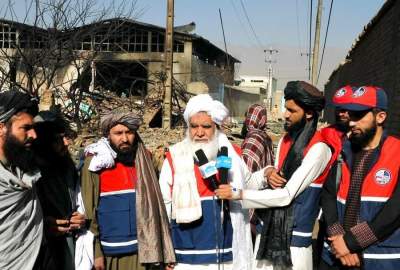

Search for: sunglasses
xmin=348 ymin=109 xmax=372 ymax=121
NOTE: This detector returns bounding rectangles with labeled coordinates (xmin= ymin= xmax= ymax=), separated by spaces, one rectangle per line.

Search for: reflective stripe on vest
xmin=278 ymin=128 xmax=341 ymax=247
xmin=98 ymin=163 xmax=138 ymax=256
xmin=165 ymin=148 xmax=235 ymax=264
xmin=324 ymin=136 xmax=400 ymax=269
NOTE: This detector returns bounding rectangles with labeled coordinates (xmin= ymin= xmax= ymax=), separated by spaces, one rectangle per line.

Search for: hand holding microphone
xmin=214 ymin=146 xmax=242 ymax=200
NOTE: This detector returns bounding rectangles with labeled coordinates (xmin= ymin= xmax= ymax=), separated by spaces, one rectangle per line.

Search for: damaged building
xmin=0 ymin=18 xmax=240 ymax=113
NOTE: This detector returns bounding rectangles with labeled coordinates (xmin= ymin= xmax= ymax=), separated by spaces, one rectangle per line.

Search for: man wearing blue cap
xmin=320 ymin=86 xmax=400 ymax=270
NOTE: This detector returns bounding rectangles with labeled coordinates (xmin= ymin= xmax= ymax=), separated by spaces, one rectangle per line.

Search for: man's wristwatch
xmin=231 ymin=187 xmax=242 ymax=200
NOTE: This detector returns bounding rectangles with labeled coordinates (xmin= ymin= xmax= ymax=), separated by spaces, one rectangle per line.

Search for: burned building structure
xmin=0 ymin=18 xmax=239 ymax=101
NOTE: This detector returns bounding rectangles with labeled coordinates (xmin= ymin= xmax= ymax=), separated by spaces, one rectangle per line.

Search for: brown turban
xmin=100 ymin=112 xmax=142 ymax=136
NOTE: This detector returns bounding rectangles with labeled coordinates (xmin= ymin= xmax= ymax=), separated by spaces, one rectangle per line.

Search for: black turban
xmin=0 ymin=90 xmax=38 ymax=123
xmin=34 ymin=110 xmax=72 ymax=137
xmin=284 ymin=81 xmax=325 ymax=113
xmin=257 ymin=81 xmax=325 ymax=266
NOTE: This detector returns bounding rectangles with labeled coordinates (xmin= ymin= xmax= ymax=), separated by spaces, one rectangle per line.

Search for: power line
xmin=308 ymin=0 xmax=313 ymax=81
xmin=317 ymin=0 xmax=334 ymax=84
xmin=229 ymin=0 xmax=257 ymax=48
xmin=295 ymin=0 xmax=304 ymax=64
xmin=239 ymin=0 xmax=264 ymax=50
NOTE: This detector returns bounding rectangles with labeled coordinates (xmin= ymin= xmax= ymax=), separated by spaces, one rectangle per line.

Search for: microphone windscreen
xmin=218 ymin=146 xmax=229 ymax=184
xmin=195 ymin=149 xmax=208 ymax=165
xmin=220 ymin=146 xmax=228 ymax=156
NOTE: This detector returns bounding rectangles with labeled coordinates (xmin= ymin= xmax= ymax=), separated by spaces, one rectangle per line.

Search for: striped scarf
xmin=241 ymin=104 xmax=274 ymax=171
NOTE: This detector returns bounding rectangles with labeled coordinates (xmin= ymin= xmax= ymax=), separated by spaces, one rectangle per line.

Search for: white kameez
xmin=242 ymin=138 xmax=332 ymax=270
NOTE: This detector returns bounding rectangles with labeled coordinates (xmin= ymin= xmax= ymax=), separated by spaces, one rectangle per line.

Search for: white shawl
xmin=0 ymin=164 xmax=43 ymax=270
xmin=169 ymin=132 xmax=253 ymax=270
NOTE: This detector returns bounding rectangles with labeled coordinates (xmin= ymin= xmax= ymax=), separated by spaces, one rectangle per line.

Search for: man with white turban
xmin=159 ymin=94 xmax=266 ymax=270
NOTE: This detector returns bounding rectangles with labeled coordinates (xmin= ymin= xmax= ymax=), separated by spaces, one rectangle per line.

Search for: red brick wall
xmin=324 ymin=0 xmax=400 ymax=135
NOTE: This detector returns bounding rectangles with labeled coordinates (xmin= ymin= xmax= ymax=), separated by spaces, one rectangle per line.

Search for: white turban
xmin=183 ymin=94 xmax=228 ymax=125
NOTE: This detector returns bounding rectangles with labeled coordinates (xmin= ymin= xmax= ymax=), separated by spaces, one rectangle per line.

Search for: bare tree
xmin=0 ymin=0 xmax=141 ymax=130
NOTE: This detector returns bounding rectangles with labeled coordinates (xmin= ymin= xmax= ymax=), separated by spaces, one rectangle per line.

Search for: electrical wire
xmin=239 ymin=0 xmax=264 ymax=50
xmin=295 ymin=0 xmax=304 ymax=64
xmin=229 ymin=0 xmax=257 ymax=48
xmin=308 ymin=0 xmax=313 ymax=81
xmin=317 ymin=0 xmax=334 ymax=84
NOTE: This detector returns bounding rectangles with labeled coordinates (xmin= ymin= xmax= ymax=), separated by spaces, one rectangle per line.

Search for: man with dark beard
xmin=217 ymin=81 xmax=338 ymax=270
xmin=320 ymin=86 xmax=400 ymax=270
xmin=33 ymin=110 xmax=85 ymax=270
xmin=80 ymin=112 xmax=175 ymax=270
xmin=0 ymin=90 xmax=43 ymax=270
xmin=315 ymin=85 xmax=354 ymax=265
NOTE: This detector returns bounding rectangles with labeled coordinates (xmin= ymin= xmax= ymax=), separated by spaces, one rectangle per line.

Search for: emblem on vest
xmin=375 ymin=169 xmax=391 ymax=185
xmin=353 ymin=87 xmax=366 ymax=98
xmin=335 ymin=88 xmax=346 ymax=97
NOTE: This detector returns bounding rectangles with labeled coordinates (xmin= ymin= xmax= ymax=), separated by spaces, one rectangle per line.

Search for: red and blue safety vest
xmin=97 ymin=163 xmax=138 ymax=256
xmin=324 ymin=135 xmax=400 ymax=269
xmin=277 ymin=127 xmax=341 ymax=247
xmin=164 ymin=145 xmax=241 ymax=264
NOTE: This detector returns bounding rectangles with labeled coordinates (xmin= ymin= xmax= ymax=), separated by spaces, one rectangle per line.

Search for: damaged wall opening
xmin=94 ymin=61 xmax=148 ymax=97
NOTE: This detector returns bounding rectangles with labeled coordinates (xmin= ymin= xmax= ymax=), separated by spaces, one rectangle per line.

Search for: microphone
xmin=195 ymin=149 xmax=219 ymax=190
xmin=217 ymin=146 xmax=230 ymax=184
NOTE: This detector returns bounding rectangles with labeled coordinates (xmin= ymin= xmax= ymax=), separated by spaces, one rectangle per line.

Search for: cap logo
xmin=353 ymin=87 xmax=366 ymax=98
xmin=335 ymin=88 xmax=346 ymax=97
xmin=375 ymin=169 xmax=391 ymax=185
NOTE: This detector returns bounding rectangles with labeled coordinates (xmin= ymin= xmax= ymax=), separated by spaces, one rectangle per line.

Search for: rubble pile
xmin=66 ymin=86 xmax=189 ymax=163
xmin=266 ymin=121 xmax=284 ymax=143
xmin=63 ymin=85 xmax=285 ymax=166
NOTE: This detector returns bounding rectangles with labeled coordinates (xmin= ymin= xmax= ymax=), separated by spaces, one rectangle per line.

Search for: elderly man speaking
xmin=81 ymin=111 xmax=175 ymax=270
xmin=160 ymin=94 xmax=266 ymax=270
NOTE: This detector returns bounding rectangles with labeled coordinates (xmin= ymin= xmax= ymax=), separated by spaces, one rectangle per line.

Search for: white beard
xmin=187 ymin=129 xmax=220 ymax=161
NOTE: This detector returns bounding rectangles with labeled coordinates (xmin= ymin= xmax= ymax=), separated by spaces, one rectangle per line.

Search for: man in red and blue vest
xmin=159 ymin=94 xmax=257 ymax=270
xmin=81 ymin=112 xmax=175 ymax=270
xmin=315 ymin=85 xmax=354 ymax=264
xmin=320 ymin=86 xmax=400 ymax=270
xmin=218 ymin=81 xmax=338 ymax=270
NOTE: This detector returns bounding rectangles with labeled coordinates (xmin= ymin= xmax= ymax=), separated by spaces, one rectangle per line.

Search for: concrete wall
xmin=324 ymin=0 xmax=400 ymax=134
xmin=222 ymin=85 xmax=261 ymax=120
xmin=271 ymin=90 xmax=283 ymax=121
xmin=191 ymin=56 xmax=234 ymax=92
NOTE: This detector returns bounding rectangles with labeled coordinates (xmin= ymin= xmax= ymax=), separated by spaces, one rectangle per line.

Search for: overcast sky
xmin=3 ymin=0 xmax=386 ymax=90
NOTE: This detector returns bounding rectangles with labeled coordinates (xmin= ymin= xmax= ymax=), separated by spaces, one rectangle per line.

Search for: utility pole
xmin=311 ymin=0 xmax=323 ymax=85
xmin=163 ymin=0 xmax=174 ymax=129
xmin=301 ymin=52 xmax=312 ymax=80
xmin=264 ymin=47 xmax=278 ymax=111
xmin=219 ymin=9 xmax=230 ymax=71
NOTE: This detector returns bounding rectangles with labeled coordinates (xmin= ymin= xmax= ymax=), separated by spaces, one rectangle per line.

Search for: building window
xmin=174 ymin=40 xmax=184 ymax=53
xmin=151 ymin=32 xmax=164 ymax=52
xmin=150 ymin=31 xmax=184 ymax=53
xmin=90 ymin=27 xmax=149 ymax=52
xmin=0 ymin=24 xmax=17 ymax=48
xmin=251 ymin=80 xmax=264 ymax=83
